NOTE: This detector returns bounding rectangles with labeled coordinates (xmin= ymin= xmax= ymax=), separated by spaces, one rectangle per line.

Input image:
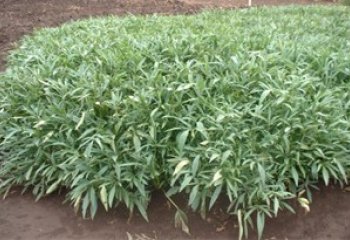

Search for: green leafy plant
xmin=342 ymin=0 xmax=350 ymax=6
xmin=1 ymin=6 xmax=350 ymax=239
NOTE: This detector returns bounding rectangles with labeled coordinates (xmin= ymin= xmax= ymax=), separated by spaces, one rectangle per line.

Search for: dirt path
xmin=1 ymin=1 xmax=349 ymax=240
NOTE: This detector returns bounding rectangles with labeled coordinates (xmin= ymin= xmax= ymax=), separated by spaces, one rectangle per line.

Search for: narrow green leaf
xmin=108 ymin=186 xmax=116 ymax=208
xmin=189 ymin=185 xmax=199 ymax=206
xmin=291 ymin=166 xmax=299 ymax=186
xmin=133 ymin=135 xmax=141 ymax=153
xmin=89 ymin=188 xmax=98 ymax=218
xmin=259 ymin=89 xmax=271 ymax=104
xmin=25 ymin=166 xmax=33 ymax=181
xmin=191 ymin=156 xmax=200 ymax=175
xmin=135 ymin=200 xmax=149 ymax=222
xmin=196 ymin=121 xmax=208 ymax=138
xmin=75 ymin=111 xmax=86 ymax=130
xmin=257 ymin=164 xmax=266 ymax=183
xmin=176 ymin=130 xmax=189 ymax=152
xmin=82 ymin=193 xmax=90 ymax=219
xmin=84 ymin=141 xmax=93 ymax=157
xmin=322 ymin=167 xmax=330 ymax=186
xmin=209 ymin=185 xmax=222 ymax=210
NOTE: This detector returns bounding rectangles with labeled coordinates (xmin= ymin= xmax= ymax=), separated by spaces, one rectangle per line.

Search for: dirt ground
xmin=1 ymin=185 xmax=350 ymax=240
xmin=1 ymin=0 xmax=349 ymax=240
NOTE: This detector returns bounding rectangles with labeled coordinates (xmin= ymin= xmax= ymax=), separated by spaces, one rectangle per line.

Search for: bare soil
xmin=1 ymin=1 xmax=349 ymax=240
xmin=1 ymin=185 xmax=350 ymax=240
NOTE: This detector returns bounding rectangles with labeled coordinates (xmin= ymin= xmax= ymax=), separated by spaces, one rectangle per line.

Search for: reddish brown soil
xmin=1 ymin=1 xmax=348 ymax=240
xmin=1 ymin=185 xmax=350 ymax=240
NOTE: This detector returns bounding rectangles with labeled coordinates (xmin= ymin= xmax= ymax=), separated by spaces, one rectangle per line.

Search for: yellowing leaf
xmin=175 ymin=209 xmax=190 ymax=235
xmin=176 ymin=83 xmax=194 ymax=91
xmin=211 ymin=170 xmax=222 ymax=185
xmin=298 ymin=197 xmax=310 ymax=213
xmin=100 ymin=185 xmax=108 ymax=211
xmin=34 ymin=120 xmax=46 ymax=129
xmin=46 ymin=180 xmax=60 ymax=194
xmin=173 ymin=159 xmax=190 ymax=176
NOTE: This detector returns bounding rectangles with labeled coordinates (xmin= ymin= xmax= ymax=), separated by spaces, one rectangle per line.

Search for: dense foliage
xmin=1 ymin=6 xmax=350 ymax=239
xmin=343 ymin=0 xmax=350 ymax=6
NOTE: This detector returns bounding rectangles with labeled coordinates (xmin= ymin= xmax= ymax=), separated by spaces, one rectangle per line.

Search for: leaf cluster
xmin=1 ymin=6 xmax=350 ymax=239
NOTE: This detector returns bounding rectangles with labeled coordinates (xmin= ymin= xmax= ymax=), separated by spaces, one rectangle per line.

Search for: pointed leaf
xmin=89 ymin=188 xmax=98 ymax=218
xmin=322 ymin=167 xmax=330 ymax=186
xmin=75 ymin=111 xmax=86 ymax=130
xmin=175 ymin=209 xmax=190 ymax=235
xmin=46 ymin=180 xmax=61 ymax=194
xmin=211 ymin=170 xmax=222 ymax=185
xmin=257 ymin=212 xmax=265 ymax=240
xmin=100 ymin=185 xmax=108 ymax=211
xmin=291 ymin=166 xmax=299 ymax=186
xmin=173 ymin=159 xmax=190 ymax=176
xmin=176 ymin=130 xmax=189 ymax=152
xmin=209 ymin=185 xmax=222 ymax=210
